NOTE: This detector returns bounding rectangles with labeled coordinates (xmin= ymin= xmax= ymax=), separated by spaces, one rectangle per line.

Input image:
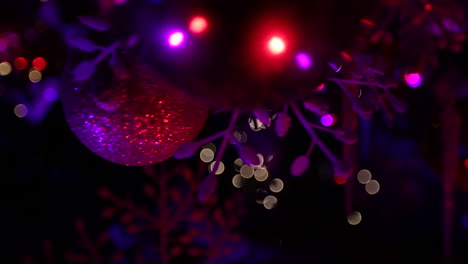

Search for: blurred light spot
xmin=334 ymin=175 xmax=347 ymax=185
xmin=267 ymin=36 xmax=286 ymax=55
xmin=254 ymin=168 xmax=268 ymax=182
xmin=0 ymin=62 xmax=12 ymax=76
xmin=203 ymin=142 xmax=216 ymax=152
xmin=315 ymin=83 xmax=326 ymax=93
xmin=168 ymin=31 xmax=184 ymax=47
xmin=256 ymin=189 xmax=268 ymax=204
xmin=360 ymin=18 xmax=375 ymax=27
xmin=321 ymin=114 xmax=336 ymax=127
xmin=263 ymin=195 xmax=278 ymax=210
xmin=32 ymin=57 xmax=47 ymax=71
xmin=249 ymin=117 xmax=268 ymax=131
xmin=340 ymin=51 xmax=353 ymax=62
xmin=29 ymin=70 xmax=42 ymax=83
xmin=255 ymin=154 xmax=264 ymax=167
xmin=424 ymin=3 xmax=433 ymax=11
xmin=14 ymin=104 xmax=28 ymax=118
xmin=209 ymin=161 xmax=225 ymax=175
xmin=233 ymin=130 xmax=248 ymax=143
xmin=270 ymin=178 xmax=284 ymax=193
xmin=43 ymin=88 xmax=58 ymax=102
xmin=405 ymin=73 xmax=422 ymax=88
xmin=267 ymin=155 xmax=274 ymax=162
xmin=234 ymin=158 xmax=244 ymax=172
xmin=200 ymin=148 xmax=214 ymax=163
xmin=347 ymin=211 xmax=362 ymax=225
xmin=0 ymin=39 xmax=7 ymax=52
xmin=14 ymin=57 xmax=28 ymax=70
xmin=357 ymin=169 xmax=372 ymax=184
xmin=365 ymin=180 xmax=380 ymax=195
xmin=464 ymin=159 xmax=468 ymax=169
xmin=6 ymin=32 xmax=20 ymax=47
xmin=240 ymin=165 xmax=254 ymax=178
xmin=296 ymin=53 xmax=311 ymax=69
xmin=189 ymin=16 xmax=208 ymax=34
xmin=232 ymin=174 xmax=243 ymax=188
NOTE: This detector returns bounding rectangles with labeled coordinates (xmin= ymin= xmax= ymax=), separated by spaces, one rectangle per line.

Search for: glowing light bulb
xmin=14 ymin=57 xmax=28 ymax=70
xmin=267 ymin=36 xmax=286 ymax=55
xmin=405 ymin=73 xmax=422 ymax=88
xmin=168 ymin=31 xmax=185 ymax=47
xmin=296 ymin=53 xmax=311 ymax=69
xmin=32 ymin=57 xmax=47 ymax=71
xmin=189 ymin=16 xmax=208 ymax=34
xmin=321 ymin=114 xmax=336 ymax=127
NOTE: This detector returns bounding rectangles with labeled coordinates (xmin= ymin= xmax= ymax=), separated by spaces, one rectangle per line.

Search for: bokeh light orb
xmin=32 ymin=57 xmax=47 ymax=71
xmin=405 ymin=73 xmax=422 ymax=88
xmin=168 ymin=31 xmax=185 ymax=47
xmin=14 ymin=104 xmax=28 ymax=118
xmin=0 ymin=62 xmax=12 ymax=76
xmin=321 ymin=114 xmax=336 ymax=127
xmin=267 ymin=36 xmax=286 ymax=55
xmin=14 ymin=57 xmax=28 ymax=70
xmin=189 ymin=16 xmax=208 ymax=34
xmin=296 ymin=53 xmax=312 ymax=69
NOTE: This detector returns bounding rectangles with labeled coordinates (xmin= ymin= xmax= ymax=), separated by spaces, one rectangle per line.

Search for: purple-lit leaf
xmin=334 ymin=128 xmax=358 ymax=144
xmin=78 ymin=16 xmax=110 ymax=31
xmin=109 ymin=54 xmax=129 ymax=80
xmin=198 ymin=174 xmax=218 ymax=202
xmin=173 ymin=142 xmax=200 ymax=159
xmin=303 ymin=99 xmax=329 ymax=116
xmin=238 ymin=146 xmax=261 ymax=166
xmin=275 ymin=112 xmax=291 ymax=138
xmin=253 ymin=107 xmax=271 ymax=126
xmin=67 ymin=35 xmax=98 ymax=52
xmin=73 ymin=60 xmax=96 ymax=81
xmin=291 ymin=155 xmax=310 ymax=176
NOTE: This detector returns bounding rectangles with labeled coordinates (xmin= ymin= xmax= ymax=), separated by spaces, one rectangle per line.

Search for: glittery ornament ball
xmin=61 ymin=63 xmax=208 ymax=166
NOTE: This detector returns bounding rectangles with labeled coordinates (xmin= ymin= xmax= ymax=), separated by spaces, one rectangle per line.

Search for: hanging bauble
xmin=61 ymin=58 xmax=208 ymax=166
